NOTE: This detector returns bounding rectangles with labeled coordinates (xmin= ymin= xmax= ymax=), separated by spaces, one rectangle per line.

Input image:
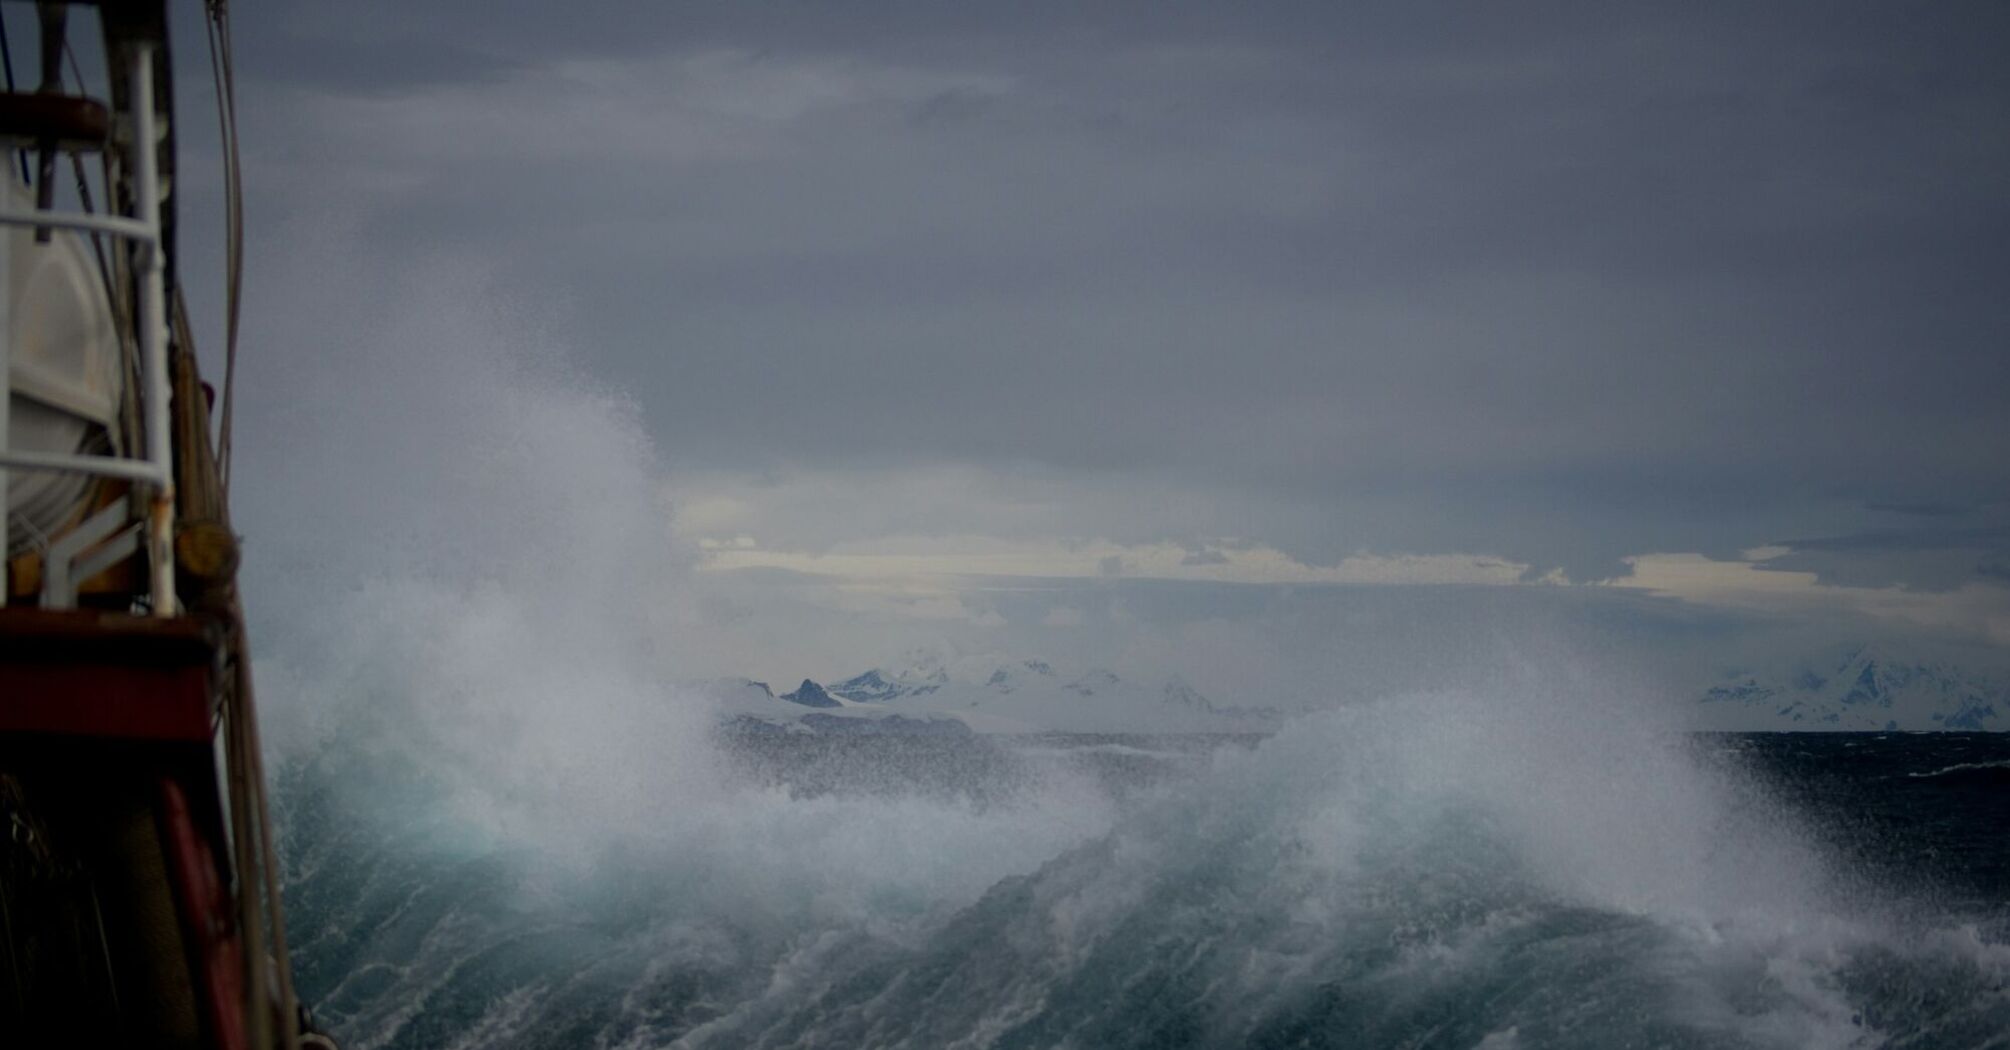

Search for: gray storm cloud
xmin=187 ymin=1 xmax=2010 ymax=640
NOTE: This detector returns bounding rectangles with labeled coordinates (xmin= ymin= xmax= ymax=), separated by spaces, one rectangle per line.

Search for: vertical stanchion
xmin=130 ymin=45 xmax=175 ymax=616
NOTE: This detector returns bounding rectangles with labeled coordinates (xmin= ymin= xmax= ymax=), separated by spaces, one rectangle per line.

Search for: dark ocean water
xmin=277 ymin=723 xmax=2009 ymax=1050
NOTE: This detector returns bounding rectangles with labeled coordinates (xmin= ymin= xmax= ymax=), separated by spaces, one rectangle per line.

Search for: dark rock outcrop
xmin=782 ymin=679 xmax=842 ymax=709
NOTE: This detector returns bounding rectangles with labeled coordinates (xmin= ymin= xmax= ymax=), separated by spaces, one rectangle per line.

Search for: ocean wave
xmin=1906 ymin=759 xmax=2010 ymax=779
xmin=278 ymin=692 xmax=2010 ymax=1049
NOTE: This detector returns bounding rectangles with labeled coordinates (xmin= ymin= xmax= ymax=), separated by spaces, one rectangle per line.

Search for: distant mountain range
xmin=1696 ymin=643 xmax=2006 ymax=731
xmin=696 ymin=642 xmax=2007 ymax=736
xmin=698 ymin=654 xmax=1284 ymax=736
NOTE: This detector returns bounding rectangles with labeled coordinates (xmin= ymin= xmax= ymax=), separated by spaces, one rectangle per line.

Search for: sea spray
xmin=232 ymin=218 xmax=720 ymax=840
xmin=233 ymin=226 xmax=2007 ymax=1048
xmin=672 ymin=697 xmax=2004 ymax=1050
xmin=234 ymin=225 xmax=1128 ymax=1045
xmin=271 ymin=674 xmax=2010 ymax=1048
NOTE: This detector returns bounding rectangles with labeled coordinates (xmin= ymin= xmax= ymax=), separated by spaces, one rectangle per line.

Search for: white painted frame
xmin=0 ymin=46 xmax=174 ymax=615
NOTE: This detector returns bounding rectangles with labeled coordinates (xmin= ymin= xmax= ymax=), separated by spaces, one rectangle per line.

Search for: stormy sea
xmin=240 ymin=233 xmax=2009 ymax=1050
xmin=273 ymin=715 xmax=2010 ymax=1049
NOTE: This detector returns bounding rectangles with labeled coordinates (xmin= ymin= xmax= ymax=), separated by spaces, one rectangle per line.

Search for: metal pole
xmin=131 ymin=45 xmax=174 ymax=616
xmin=0 ymin=209 xmax=156 ymax=241
xmin=0 ymin=448 xmax=176 ymax=483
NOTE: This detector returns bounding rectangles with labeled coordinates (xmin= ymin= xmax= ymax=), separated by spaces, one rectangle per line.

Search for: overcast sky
xmin=172 ymin=2 xmax=2010 ymax=688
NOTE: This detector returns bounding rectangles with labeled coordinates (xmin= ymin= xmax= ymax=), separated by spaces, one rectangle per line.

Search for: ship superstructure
xmin=0 ymin=2 xmax=317 ymax=1046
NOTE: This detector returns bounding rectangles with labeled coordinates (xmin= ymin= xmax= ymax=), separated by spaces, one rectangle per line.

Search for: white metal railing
xmin=0 ymin=46 xmax=174 ymax=615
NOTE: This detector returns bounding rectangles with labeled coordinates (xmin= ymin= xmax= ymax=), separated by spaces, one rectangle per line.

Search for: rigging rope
xmin=0 ymin=10 xmax=25 ymax=183
xmin=203 ymin=6 xmax=302 ymax=1046
xmin=206 ymin=0 xmax=245 ymax=491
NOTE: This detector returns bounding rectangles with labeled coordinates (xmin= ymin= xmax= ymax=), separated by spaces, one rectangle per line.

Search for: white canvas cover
xmin=5 ymin=177 xmax=125 ymax=555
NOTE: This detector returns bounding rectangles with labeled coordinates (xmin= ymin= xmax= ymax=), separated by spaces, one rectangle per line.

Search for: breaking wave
xmin=269 ymin=676 xmax=2010 ymax=1049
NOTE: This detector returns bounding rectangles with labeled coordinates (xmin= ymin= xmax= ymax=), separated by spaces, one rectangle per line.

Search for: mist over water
xmin=240 ymin=236 xmax=2008 ymax=1048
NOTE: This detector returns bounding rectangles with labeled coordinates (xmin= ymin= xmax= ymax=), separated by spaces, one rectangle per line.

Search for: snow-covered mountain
xmin=696 ymin=655 xmax=1283 ymax=735
xmin=704 ymin=643 xmax=2006 ymax=735
xmin=827 ymin=662 xmax=951 ymax=702
xmin=857 ymin=657 xmax=1284 ymax=733
xmin=1695 ymin=643 xmax=2007 ymax=731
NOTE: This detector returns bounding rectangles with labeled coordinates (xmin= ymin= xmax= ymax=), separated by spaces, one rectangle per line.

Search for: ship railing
xmin=0 ymin=44 xmax=174 ymax=615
